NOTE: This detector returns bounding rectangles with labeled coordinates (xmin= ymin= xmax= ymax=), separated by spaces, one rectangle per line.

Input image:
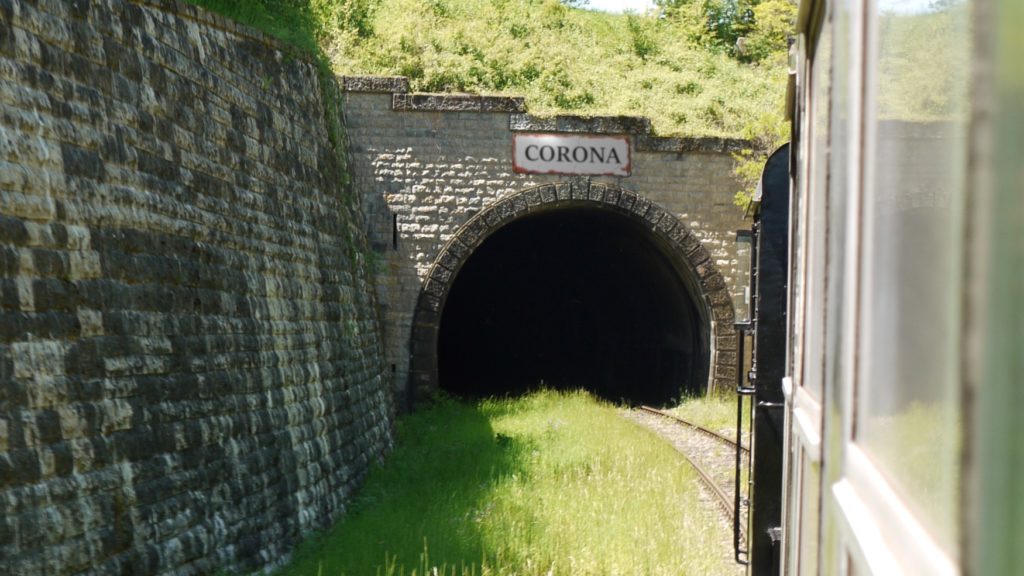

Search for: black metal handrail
xmin=734 ymin=321 xmax=753 ymax=565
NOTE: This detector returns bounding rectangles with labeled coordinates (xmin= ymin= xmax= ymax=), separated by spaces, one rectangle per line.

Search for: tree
xmin=741 ymin=0 xmax=795 ymax=62
xmin=702 ymin=0 xmax=756 ymax=53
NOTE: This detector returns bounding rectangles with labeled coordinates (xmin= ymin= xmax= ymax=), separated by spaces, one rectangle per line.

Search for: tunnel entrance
xmin=437 ymin=207 xmax=707 ymax=406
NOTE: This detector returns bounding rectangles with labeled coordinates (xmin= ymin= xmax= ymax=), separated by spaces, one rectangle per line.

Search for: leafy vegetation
xmin=186 ymin=0 xmax=794 ymax=207
xmin=188 ymin=0 xmax=792 ymax=138
xmin=729 ymin=103 xmax=789 ymax=207
xmin=326 ymin=0 xmax=792 ymax=138
xmin=278 ymin=390 xmax=736 ymax=575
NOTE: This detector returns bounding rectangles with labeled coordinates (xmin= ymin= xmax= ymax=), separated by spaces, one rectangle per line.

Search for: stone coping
xmin=341 ymin=75 xmax=753 ymax=148
xmin=342 ymin=76 xmax=411 ymax=93
xmin=393 ymin=93 xmax=526 ymax=113
xmin=509 ymin=113 xmax=652 ymax=135
xmin=636 ymin=134 xmax=750 ymax=154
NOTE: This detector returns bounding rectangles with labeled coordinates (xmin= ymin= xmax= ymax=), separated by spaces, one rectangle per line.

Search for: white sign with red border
xmin=513 ymin=133 xmax=631 ymax=177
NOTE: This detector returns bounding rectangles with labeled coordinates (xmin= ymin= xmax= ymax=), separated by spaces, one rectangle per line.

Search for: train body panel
xmin=741 ymin=0 xmax=1024 ymax=573
xmin=746 ymin=145 xmax=791 ymax=575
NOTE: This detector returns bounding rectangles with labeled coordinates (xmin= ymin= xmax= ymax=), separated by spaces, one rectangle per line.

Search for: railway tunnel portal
xmin=341 ymin=78 xmax=748 ymax=408
xmin=409 ymin=183 xmax=735 ymax=406
xmin=439 ymin=205 xmax=706 ymax=405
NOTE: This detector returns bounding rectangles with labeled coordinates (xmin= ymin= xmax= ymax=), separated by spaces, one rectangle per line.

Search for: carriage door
xmin=780 ymin=8 xmax=830 ymax=573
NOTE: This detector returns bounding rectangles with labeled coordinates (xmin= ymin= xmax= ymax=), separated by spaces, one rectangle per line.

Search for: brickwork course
xmin=0 ymin=1 xmax=394 ymax=573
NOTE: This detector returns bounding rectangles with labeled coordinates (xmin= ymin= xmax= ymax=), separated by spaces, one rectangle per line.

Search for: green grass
xmin=278 ymin=390 xmax=735 ymax=576
xmin=186 ymin=0 xmax=789 ymax=140
xmin=328 ymin=0 xmax=787 ymax=137
xmin=668 ymin=394 xmax=750 ymax=497
xmin=669 ymin=393 xmax=748 ymax=435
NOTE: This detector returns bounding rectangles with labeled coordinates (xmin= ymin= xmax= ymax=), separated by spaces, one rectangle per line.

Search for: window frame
xmin=829 ymin=0 xmax=965 ymax=571
xmin=782 ymin=6 xmax=830 ymax=572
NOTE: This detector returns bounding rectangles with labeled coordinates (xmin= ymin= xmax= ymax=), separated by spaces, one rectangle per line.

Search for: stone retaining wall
xmin=0 ymin=1 xmax=393 ymax=573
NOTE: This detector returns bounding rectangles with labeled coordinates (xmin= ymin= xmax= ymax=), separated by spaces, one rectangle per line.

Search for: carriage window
xmin=856 ymin=0 xmax=969 ymax=553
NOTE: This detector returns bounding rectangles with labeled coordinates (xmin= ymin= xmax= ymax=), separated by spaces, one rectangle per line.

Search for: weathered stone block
xmin=436 ymin=248 xmax=459 ymax=272
xmin=392 ymin=93 xmax=525 ymax=113
xmin=555 ymin=182 xmax=571 ymax=201
xmin=570 ymin=178 xmax=590 ymax=200
xmin=636 ymin=134 xmax=750 ymax=154
xmin=688 ymin=243 xmax=711 ymax=265
xmin=717 ymin=333 xmax=738 ymax=352
xmin=702 ymin=272 xmax=727 ymax=292
xmin=644 ymin=205 xmax=666 ymax=228
xmin=446 ymin=238 xmax=470 ymax=260
xmin=430 ymin=265 xmax=452 ymax=285
xmin=525 ymin=187 xmax=541 ymax=206
xmin=656 ymin=213 xmax=678 ymax=235
xmin=617 ymin=190 xmax=637 ymax=211
xmin=509 ymin=114 xmax=651 ymax=134
xmin=712 ymin=377 xmax=734 ymax=393
xmin=341 ymin=76 xmax=409 ymax=93
xmin=480 ymin=95 xmax=526 ymax=113
xmin=511 ymin=194 xmax=528 ymax=215
xmin=715 ymin=363 xmax=738 ymax=381
xmin=631 ymin=196 xmax=651 ymax=217
xmin=538 ymin=184 xmax=556 ymax=204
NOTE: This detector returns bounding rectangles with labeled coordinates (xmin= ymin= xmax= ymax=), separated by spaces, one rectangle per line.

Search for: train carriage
xmin=740 ymin=0 xmax=1023 ymax=573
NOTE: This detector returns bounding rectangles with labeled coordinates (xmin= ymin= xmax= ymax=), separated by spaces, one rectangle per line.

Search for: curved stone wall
xmin=0 ymin=1 xmax=393 ymax=573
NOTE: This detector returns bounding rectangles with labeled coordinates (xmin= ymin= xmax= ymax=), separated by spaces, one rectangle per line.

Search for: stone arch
xmin=408 ymin=179 xmax=736 ymax=406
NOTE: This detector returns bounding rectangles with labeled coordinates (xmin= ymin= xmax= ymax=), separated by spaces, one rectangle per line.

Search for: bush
xmin=627 ymin=14 xmax=660 ymax=59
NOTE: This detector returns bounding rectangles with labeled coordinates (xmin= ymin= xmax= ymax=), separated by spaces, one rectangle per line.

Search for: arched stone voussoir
xmin=538 ymin=184 xmax=558 ymax=204
xmin=409 ymin=182 xmax=738 ymax=403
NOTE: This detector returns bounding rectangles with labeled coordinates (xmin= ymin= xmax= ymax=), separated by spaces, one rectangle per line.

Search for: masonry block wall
xmin=0 ymin=1 xmax=393 ymax=573
xmin=342 ymin=81 xmax=750 ymax=404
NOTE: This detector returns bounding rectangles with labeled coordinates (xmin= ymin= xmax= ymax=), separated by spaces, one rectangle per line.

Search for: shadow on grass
xmin=280 ymin=396 xmax=530 ymax=576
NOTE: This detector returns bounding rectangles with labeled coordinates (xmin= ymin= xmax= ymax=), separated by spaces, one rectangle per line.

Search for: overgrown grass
xmin=186 ymin=0 xmax=788 ymax=140
xmin=668 ymin=394 xmax=750 ymax=497
xmin=669 ymin=393 xmax=748 ymax=435
xmin=279 ymin=390 xmax=735 ymax=575
xmin=328 ymin=0 xmax=786 ymax=137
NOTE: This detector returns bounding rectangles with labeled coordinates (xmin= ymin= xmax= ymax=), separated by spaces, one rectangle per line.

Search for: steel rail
xmin=639 ymin=405 xmax=749 ymax=455
xmin=659 ymin=423 xmax=748 ymax=544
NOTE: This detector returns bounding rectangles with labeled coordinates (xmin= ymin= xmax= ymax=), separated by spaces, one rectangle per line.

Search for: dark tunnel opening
xmin=438 ymin=207 xmax=708 ymax=406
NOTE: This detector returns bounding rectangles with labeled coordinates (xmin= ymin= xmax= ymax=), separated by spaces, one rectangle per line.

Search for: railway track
xmin=667 ymin=429 xmax=741 ymax=522
xmin=638 ymin=405 xmax=748 ymax=455
xmin=624 ymin=407 xmax=748 ymax=547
